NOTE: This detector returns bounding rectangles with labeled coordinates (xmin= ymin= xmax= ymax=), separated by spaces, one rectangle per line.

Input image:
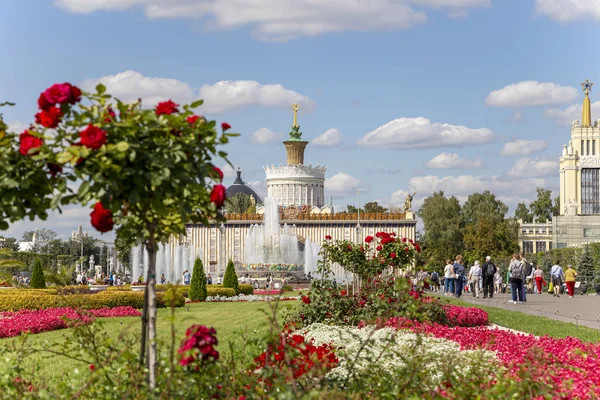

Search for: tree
xmin=30 ymin=257 xmax=46 ymax=288
xmin=21 ymin=228 xmax=58 ymax=242
xmin=346 ymin=205 xmax=363 ymax=213
xmin=30 ymin=83 xmax=233 ymax=387
xmin=189 ymin=257 xmax=207 ymax=301
xmin=114 ymin=228 xmax=131 ymax=274
xmin=226 ymin=193 xmax=253 ymax=214
xmin=417 ymin=192 xmax=463 ymax=265
xmin=514 ymin=202 xmax=532 ymax=222
xmin=363 ymin=201 xmax=388 ymax=213
xmin=0 ymin=237 xmax=20 ymax=252
xmin=552 ymin=196 xmax=560 ymax=217
xmin=529 ymin=188 xmax=555 ymax=222
xmin=578 ymin=245 xmax=595 ymax=284
xmin=222 ymin=259 xmax=239 ymax=294
xmin=461 ymin=191 xmax=508 ymax=226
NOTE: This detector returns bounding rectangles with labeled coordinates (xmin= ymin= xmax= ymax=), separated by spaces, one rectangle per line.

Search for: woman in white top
xmin=443 ymin=259 xmax=454 ymax=295
xmin=468 ymin=261 xmax=482 ymax=298
xmin=493 ymin=271 xmax=502 ymax=294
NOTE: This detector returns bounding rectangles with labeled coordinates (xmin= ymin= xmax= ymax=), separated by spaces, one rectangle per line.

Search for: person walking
xmin=468 ymin=260 xmax=482 ymax=298
xmin=430 ymin=269 xmax=440 ymax=292
xmin=482 ymin=256 xmax=496 ymax=299
xmin=453 ymin=255 xmax=466 ymax=298
xmin=443 ymin=259 xmax=454 ymax=295
xmin=519 ymin=253 xmax=528 ymax=302
xmin=564 ymin=264 xmax=578 ymax=298
xmin=509 ymin=254 xmax=524 ymax=304
xmin=534 ymin=265 xmax=544 ymax=294
xmin=550 ymin=263 xmax=564 ymax=297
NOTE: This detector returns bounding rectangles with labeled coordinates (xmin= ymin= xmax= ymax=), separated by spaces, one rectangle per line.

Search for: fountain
xmin=130 ymin=242 xmax=202 ymax=284
xmin=242 ymin=197 xmax=304 ymax=273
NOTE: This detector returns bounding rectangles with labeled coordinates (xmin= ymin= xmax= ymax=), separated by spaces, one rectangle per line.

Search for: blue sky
xmin=2 ymin=0 xmax=600 ymax=240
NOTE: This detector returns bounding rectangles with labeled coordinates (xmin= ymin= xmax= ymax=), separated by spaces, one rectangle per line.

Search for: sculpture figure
xmin=402 ymin=192 xmax=417 ymax=213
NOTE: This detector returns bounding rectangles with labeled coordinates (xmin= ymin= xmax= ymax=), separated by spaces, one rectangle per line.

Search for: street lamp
xmin=72 ymin=228 xmax=86 ymax=273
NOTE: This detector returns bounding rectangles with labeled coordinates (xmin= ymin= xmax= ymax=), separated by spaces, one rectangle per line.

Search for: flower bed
xmin=188 ymin=294 xmax=299 ymax=303
xmin=0 ymin=306 xmax=141 ymax=338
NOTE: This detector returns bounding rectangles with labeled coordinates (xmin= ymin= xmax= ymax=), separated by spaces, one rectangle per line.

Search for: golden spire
xmin=581 ymin=79 xmax=594 ymax=127
xmin=292 ymin=103 xmax=300 ymax=127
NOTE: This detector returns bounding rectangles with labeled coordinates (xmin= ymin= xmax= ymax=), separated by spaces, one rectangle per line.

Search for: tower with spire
xmin=263 ymin=103 xmax=327 ymax=208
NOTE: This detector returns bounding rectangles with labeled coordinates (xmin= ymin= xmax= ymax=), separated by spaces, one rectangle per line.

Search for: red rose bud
xmin=347 ymin=245 xmax=352 ymax=250
xmin=104 ymin=107 xmax=116 ymax=122
xmin=376 ymin=245 xmax=382 ymax=251
xmin=390 ymin=252 xmax=397 ymax=258
xmin=186 ymin=115 xmax=201 ymax=124
xmin=221 ymin=122 xmax=231 ymax=131
xmin=301 ymin=296 xmax=311 ymax=304
xmin=47 ymin=163 xmax=62 ymax=177
xmin=35 ymin=107 xmax=62 ymax=128
xmin=80 ymin=124 xmax=107 ymax=150
xmin=19 ymin=130 xmax=43 ymax=156
xmin=213 ymin=166 xmax=224 ymax=181
xmin=155 ymin=100 xmax=179 ymax=116
xmin=401 ymin=238 xmax=407 ymax=242
xmin=364 ymin=236 xmax=374 ymax=243
xmin=89 ymin=364 xmax=95 ymax=371
xmin=210 ymin=184 xmax=227 ymax=208
xmin=90 ymin=202 xmax=114 ymax=233
xmin=325 ymin=235 xmax=332 ymax=240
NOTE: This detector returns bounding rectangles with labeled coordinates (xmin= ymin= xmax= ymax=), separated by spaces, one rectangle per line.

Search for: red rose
xmin=301 ymin=295 xmax=311 ymax=304
xmin=35 ymin=107 xmax=62 ymax=128
xmin=37 ymin=93 xmax=51 ymax=110
xmin=47 ymin=163 xmax=62 ymax=177
xmin=401 ymin=238 xmax=407 ymax=242
xmin=213 ymin=166 xmax=224 ymax=181
xmin=19 ymin=130 xmax=43 ymax=156
xmin=390 ymin=252 xmax=397 ymax=259
xmin=155 ymin=100 xmax=179 ymax=116
xmin=104 ymin=107 xmax=116 ymax=122
xmin=376 ymin=245 xmax=382 ymax=251
xmin=404 ymin=248 xmax=409 ymax=252
xmin=415 ymin=243 xmax=421 ymax=253
xmin=90 ymin=202 xmax=114 ymax=233
xmin=364 ymin=236 xmax=374 ymax=243
xmin=80 ymin=124 xmax=107 ymax=149
xmin=221 ymin=122 xmax=231 ymax=131
xmin=43 ymin=83 xmax=72 ymax=104
xmin=89 ymin=364 xmax=95 ymax=371
xmin=69 ymin=85 xmax=82 ymax=104
xmin=210 ymin=184 xmax=227 ymax=208
xmin=347 ymin=245 xmax=352 ymax=250
xmin=390 ymin=232 xmax=396 ymax=236
xmin=341 ymin=290 xmax=347 ymax=296
xmin=187 ymin=115 xmax=201 ymax=124
xmin=325 ymin=235 xmax=332 ymax=240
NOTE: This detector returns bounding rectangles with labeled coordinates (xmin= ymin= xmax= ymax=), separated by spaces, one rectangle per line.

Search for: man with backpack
xmin=430 ymin=269 xmax=440 ymax=292
xmin=481 ymin=255 xmax=496 ymax=299
xmin=509 ymin=254 xmax=525 ymax=304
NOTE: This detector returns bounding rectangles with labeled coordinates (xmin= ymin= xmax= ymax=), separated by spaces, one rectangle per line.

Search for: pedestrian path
xmin=442 ymin=291 xmax=600 ymax=330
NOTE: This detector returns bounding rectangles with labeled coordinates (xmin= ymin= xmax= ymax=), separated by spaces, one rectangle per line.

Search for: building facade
xmin=518 ymin=219 xmax=553 ymax=254
xmin=553 ymin=79 xmax=600 ymax=248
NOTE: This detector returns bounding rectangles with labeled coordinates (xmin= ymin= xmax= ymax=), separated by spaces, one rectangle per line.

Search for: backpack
xmin=431 ymin=272 xmax=439 ymax=282
xmin=511 ymin=262 xmax=524 ymax=280
xmin=525 ymin=263 xmax=533 ymax=278
xmin=485 ymin=262 xmax=496 ymax=277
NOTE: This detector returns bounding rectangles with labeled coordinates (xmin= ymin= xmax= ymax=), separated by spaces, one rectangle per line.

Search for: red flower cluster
xmin=35 ymin=106 xmax=62 ymax=128
xmin=186 ymin=115 xmax=202 ymax=124
xmin=0 ymin=306 xmax=140 ymax=338
xmin=19 ymin=130 xmax=43 ymax=156
xmin=325 ymin=235 xmax=332 ymax=240
xmin=253 ymin=334 xmax=338 ymax=380
xmin=80 ymin=124 xmax=107 ymax=150
xmin=301 ymin=295 xmax=311 ymax=304
xmin=90 ymin=202 xmax=114 ymax=233
xmin=178 ymin=325 xmax=219 ymax=368
xmin=155 ymin=100 xmax=179 ymax=116
xmin=364 ymin=236 xmax=374 ymax=243
xmin=443 ymin=305 xmax=489 ymax=327
xmin=210 ymin=184 xmax=227 ymax=208
xmin=35 ymin=83 xmax=81 ymax=130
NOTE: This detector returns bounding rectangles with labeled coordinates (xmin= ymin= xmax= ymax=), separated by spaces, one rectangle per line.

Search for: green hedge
xmin=0 ymin=291 xmax=171 ymax=312
xmin=207 ymin=287 xmax=235 ymax=297
xmin=238 ymin=284 xmax=253 ymax=295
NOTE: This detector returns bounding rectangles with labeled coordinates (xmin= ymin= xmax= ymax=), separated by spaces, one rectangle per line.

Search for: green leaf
xmin=115 ymin=141 xmax=129 ymax=152
xmin=56 ymin=152 xmax=73 ymax=164
xmin=96 ymin=83 xmax=106 ymax=95
xmin=190 ymin=100 xmax=204 ymax=108
xmin=79 ymin=181 xmax=90 ymax=198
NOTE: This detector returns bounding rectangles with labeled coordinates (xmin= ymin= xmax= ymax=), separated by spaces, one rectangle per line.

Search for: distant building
xmin=518 ymin=219 xmax=553 ymax=254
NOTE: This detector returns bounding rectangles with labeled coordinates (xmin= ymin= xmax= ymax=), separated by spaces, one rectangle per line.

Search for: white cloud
xmin=80 ymin=70 xmax=315 ymax=113
xmin=221 ymin=163 xmax=237 ymax=179
xmin=425 ymin=153 xmax=482 ymax=169
xmin=251 ymin=127 xmax=281 ymax=144
xmin=485 ymin=81 xmax=578 ymax=108
xmin=506 ymin=158 xmax=558 ymax=178
xmin=312 ymin=128 xmax=343 ymax=147
xmin=6 ymin=121 xmax=29 ymax=133
xmin=55 ymin=0 xmax=489 ymax=41
xmin=325 ymin=173 xmax=369 ymax=198
xmin=544 ymin=101 xmax=600 ymax=126
xmin=247 ymin=180 xmax=267 ymax=199
xmin=500 ymin=139 xmax=548 ymax=156
xmin=535 ymin=0 xmax=600 ymax=22
xmin=357 ymin=117 xmax=494 ymax=149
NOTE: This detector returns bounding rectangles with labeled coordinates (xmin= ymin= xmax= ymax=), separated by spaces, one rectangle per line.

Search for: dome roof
xmin=226 ymin=168 xmax=264 ymax=205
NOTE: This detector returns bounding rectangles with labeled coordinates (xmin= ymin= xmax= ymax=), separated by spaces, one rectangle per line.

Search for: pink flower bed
xmin=253 ymin=290 xmax=284 ymax=295
xmin=0 ymin=306 xmax=141 ymax=338
xmin=443 ymin=304 xmax=489 ymax=327
xmin=383 ymin=317 xmax=600 ymax=399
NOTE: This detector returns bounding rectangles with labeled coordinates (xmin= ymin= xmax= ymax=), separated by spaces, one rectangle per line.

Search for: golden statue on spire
xmin=581 ymin=79 xmax=594 ymax=127
xmin=292 ymin=103 xmax=300 ymax=127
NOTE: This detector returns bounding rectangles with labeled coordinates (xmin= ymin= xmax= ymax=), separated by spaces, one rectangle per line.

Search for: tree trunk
xmin=145 ymin=236 xmax=158 ymax=388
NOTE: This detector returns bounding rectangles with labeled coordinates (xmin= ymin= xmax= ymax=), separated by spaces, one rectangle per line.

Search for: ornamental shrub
xmin=238 ymin=284 xmax=254 ymax=296
xmin=163 ymin=285 xmax=186 ymax=308
xmin=189 ymin=257 xmax=207 ymax=301
xmin=30 ymin=258 xmax=46 ymax=289
xmin=222 ymin=260 xmax=239 ymax=294
xmin=206 ymin=287 xmax=236 ymax=298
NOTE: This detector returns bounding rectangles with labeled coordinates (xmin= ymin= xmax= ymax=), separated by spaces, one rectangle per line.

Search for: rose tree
xmin=27 ymin=83 xmax=235 ymax=387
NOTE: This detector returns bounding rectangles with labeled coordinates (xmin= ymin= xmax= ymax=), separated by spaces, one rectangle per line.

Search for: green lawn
xmin=437 ymin=295 xmax=600 ymax=342
xmin=0 ymin=301 xmax=296 ymax=386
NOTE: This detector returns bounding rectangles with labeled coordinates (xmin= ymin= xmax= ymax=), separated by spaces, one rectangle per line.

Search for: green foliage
xmin=0 ymin=237 xmax=19 ymax=252
xmin=222 ymin=260 xmax=239 ymax=294
xmin=577 ymin=245 xmax=595 ymax=284
xmin=238 ymin=283 xmax=254 ymax=295
xmin=226 ymin=193 xmax=254 ymax=214
xmin=417 ymin=192 xmax=463 ymax=264
xmin=529 ymin=188 xmax=556 ymax=221
xmin=189 ymin=257 xmax=207 ymax=301
xmin=114 ymin=227 xmax=131 ymax=272
xmin=45 ymin=263 xmax=75 ymax=286
xmin=21 ymin=228 xmax=58 ymax=242
xmin=30 ymin=258 xmax=46 ymax=288
xmin=206 ymin=286 xmax=236 ymax=297
xmin=163 ymin=285 xmax=186 ymax=307
xmin=363 ymin=201 xmax=388 ymax=213
xmin=514 ymin=202 xmax=532 ymax=222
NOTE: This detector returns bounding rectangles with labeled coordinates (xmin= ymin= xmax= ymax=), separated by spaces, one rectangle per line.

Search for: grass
xmin=0 ymin=301 xmax=296 ymax=386
xmin=436 ymin=295 xmax=600 ymax=343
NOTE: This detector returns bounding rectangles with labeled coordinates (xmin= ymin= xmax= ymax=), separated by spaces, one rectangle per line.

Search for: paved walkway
xmin=438 ymin=291 xmax=600 ymax=330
